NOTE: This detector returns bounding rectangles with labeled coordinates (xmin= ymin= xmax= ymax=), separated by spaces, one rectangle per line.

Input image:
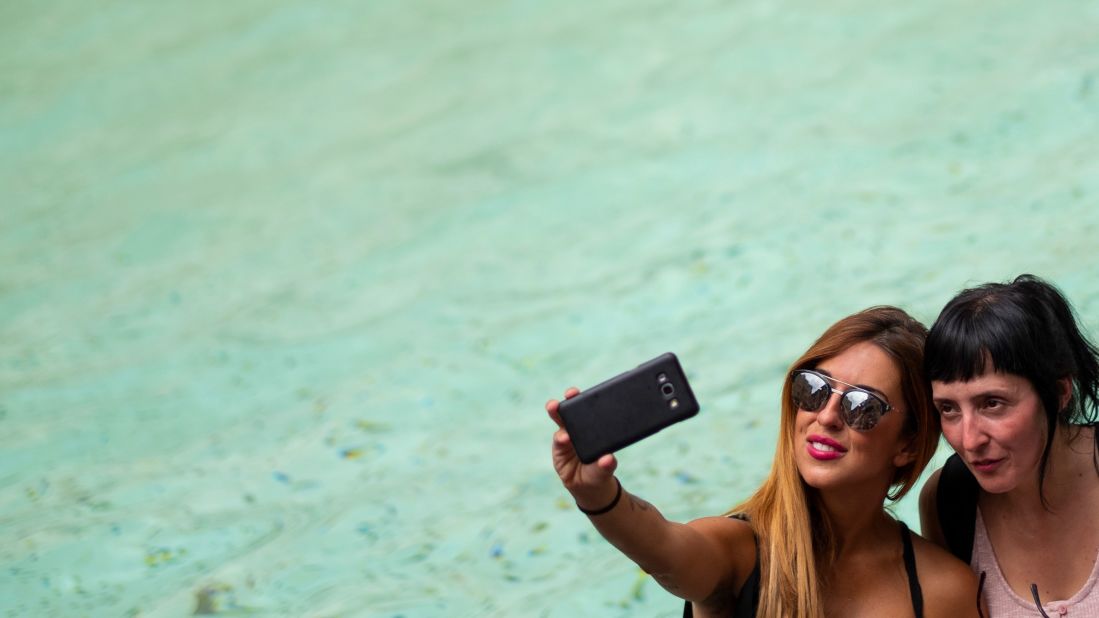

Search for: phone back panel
xmin=558 ymin=352 xmax=699 ymax=464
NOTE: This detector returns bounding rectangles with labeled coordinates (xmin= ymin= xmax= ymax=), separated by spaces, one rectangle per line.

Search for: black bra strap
xmin=900 ymin=522 xmax=924 ymax=618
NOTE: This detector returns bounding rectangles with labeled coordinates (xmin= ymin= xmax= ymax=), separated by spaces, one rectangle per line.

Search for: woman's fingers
xmin=548 ymin=387 xmax=616 ymax=489
xmin=578 ymin=453 xmax=616 ymax=487
xmin=596 ymin=453 xmax=618 ymax=474
xmin=553 ymin=429 xmax=615 ymax=473
xmin=551 ymin=429 xmax=582 ymax=477
xmin=546 ymin=387 xmax=580 ymax=427
xmin=545 ymin=398 xmax=563 ymax=427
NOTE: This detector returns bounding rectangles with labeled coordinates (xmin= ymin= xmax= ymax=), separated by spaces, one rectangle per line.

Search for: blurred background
xmin=2 ymin=0 xmax=1098 ymax=616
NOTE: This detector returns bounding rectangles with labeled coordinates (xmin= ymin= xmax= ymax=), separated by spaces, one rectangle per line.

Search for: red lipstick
xmin=806 ymin=435 xmax=848 ymax=461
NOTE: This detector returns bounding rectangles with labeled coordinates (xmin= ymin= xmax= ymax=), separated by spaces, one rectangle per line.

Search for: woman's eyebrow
xmin=939 ymin=387 xmax=1014 ymax=401
xmin=814 ymin=368 xmax=889 ymax=399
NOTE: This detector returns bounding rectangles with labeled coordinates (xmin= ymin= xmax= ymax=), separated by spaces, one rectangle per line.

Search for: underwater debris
xmin=193 ymin=582 xmax=235 ymax=615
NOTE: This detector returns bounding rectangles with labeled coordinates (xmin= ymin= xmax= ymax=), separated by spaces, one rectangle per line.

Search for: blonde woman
xmin=547 ymin=307 xmax=978 ymax=617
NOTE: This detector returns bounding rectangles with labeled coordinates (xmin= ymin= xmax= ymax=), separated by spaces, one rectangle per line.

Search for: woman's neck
xmin=816 ymin=484 xmax=896 ymax=555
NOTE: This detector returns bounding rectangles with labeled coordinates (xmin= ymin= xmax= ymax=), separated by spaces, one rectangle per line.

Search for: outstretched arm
xmin=547 ymin=389 xmax=754 ymax=602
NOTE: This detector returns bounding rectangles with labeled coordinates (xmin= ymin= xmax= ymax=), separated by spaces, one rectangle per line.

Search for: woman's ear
xmin=893 ymin=435 xmax=917 ymax=468
xmin=1057 ymin=376 xmax=1073 ymax=412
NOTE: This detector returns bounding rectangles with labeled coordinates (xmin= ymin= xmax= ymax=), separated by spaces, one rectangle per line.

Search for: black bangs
xmin=925 ymin=282 xmax=1056 ymax=384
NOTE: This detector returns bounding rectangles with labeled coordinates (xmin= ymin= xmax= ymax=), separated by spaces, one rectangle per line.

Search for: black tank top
xmin=682 ymin=520 xmax=923 ymax=618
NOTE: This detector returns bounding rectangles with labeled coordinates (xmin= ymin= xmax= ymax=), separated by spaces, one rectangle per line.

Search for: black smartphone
xmin=558 ymin=352 xmax=700 ymax=464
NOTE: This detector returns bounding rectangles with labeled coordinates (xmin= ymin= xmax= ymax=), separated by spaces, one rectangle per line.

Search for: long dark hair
xmin=924 ymin=274 xmax=1099 ymax=503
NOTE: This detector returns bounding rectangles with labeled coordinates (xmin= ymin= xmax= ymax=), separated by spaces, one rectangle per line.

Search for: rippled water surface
xmin=3 ymin=1 xmax=1098 ymax=616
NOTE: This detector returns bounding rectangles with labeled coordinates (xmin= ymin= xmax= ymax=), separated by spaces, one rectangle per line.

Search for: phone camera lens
xmin=661 ymin=383 xmax=675 ymax=396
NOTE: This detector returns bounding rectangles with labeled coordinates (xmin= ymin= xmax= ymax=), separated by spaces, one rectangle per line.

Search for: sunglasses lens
xmin=841 ymin=391 xmax=884 ymax=431
xmin=791 ymin=371 xmax=830 ymax=411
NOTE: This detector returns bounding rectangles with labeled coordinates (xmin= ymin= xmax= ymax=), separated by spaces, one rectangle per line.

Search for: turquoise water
xmin=2 ymin=1 xmax=1098 ymax=616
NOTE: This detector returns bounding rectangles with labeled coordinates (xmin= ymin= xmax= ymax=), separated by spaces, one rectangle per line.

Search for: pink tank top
xmin=972 ymin=508 xmax=1099 ymax=617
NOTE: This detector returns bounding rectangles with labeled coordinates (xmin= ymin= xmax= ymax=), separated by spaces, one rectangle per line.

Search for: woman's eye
xmin=984 ymin=398 xmax=1003 ymax=410
xmin=936 ymin=403 xmax=957 ymax=416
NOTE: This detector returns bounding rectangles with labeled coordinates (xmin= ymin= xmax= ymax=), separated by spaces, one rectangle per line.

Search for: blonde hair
xmin=730 ymin=306 xmax=939 ymax=618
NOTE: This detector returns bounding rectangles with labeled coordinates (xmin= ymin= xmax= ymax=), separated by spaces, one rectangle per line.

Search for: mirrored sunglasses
xmin=790 ymin=369 xmax=894 ymax=431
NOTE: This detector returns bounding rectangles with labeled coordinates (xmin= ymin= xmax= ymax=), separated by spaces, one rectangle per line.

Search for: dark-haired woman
xmin=548 ymin=307 xmax=978 ymax=617
xmin=919 ymin=274 xmax=1099 ymax=617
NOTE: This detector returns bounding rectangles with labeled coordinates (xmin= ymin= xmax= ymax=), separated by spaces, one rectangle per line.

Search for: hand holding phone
xmin=546 ymin=386 xmax=618 ymax=510
xmin=555 ymin=353 xmax=700 ymax=464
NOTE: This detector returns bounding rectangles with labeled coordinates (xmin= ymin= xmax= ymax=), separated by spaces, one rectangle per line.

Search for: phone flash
xmin=670 ymin=399 xmax=679 ymax=409
xmin=657 ymin=373 xmax=668 ymax=383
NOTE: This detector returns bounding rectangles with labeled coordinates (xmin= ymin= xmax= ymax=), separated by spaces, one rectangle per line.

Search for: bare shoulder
xmin=682 ymin=515 xmax=758 ymax=609
xmin=686 ymin=516 xmax=756 ymax=554
xmin=685 ymin=516 xmax=757 ymax=578
xmin=918 ymin=467 xmax=947 ymax=548
xmin=919 ymin=466 xmax=942 ymax=508
xmin=910 ymin=531 xmax=980 ymax=618
xmin=911 ymin=532 xmax=972 ymax=582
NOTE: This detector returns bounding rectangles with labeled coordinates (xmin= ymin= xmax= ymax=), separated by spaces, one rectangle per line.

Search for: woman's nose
xmin=815 ymin=392 xmax=846 ymax=429
xmin=960 ymin=413 xmax=989 ymax=452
